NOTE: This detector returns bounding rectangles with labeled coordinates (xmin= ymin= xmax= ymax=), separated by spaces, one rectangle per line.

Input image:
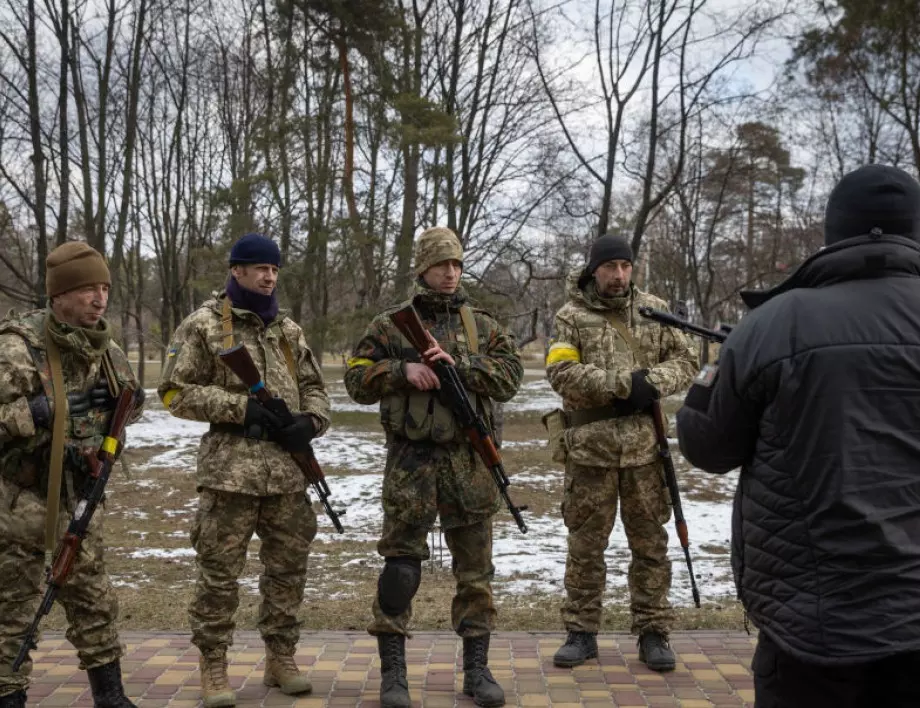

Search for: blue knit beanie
xmin=229 ymin=233 xmax=281 ymax=267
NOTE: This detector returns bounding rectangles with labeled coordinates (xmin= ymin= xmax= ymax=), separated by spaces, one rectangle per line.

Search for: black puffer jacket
xmin=677 ymin=233 xmax=920 ymax=665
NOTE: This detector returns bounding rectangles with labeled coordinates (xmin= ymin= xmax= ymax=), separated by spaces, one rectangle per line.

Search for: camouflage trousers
xmin=561 ymin=461 xmax=674 ymax=636
xmin=0 ymin=477 xmax=122 ymax=697
xmin=368 ymin=515 xmax=497 ymax=638
xmin=189 ymin=488 xmax=317 ymax=655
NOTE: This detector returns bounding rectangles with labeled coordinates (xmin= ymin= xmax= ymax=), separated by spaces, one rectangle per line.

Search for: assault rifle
xmin=637 ymin=306 xmax=732 ymax=344
xmin=638 ymin=304 xmax=704 ymax=608
xmin=13 ymin=385 xmax=142 ymax=671
xmin=650 ymin=399 xmax=701 ymax=608
xmin=219 ymin=344 xmax=345 ymax=533
xmin=389 ymin=305 xmax=529 ymax=533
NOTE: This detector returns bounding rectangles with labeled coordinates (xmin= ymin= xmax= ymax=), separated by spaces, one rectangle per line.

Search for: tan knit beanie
xmin=46 ymin=242 xmax=111 ymax=297
xmin=413 ymin=227 xmax=463 ymax=275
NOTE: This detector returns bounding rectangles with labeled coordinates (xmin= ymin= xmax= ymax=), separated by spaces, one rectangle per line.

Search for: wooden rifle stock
xmin=218 ymin=344 xmax=345 ymax=533
xmin=389 ymin=305 xmax=528 ymax=533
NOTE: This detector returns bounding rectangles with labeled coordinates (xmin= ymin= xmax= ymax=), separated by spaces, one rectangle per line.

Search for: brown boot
xmin=199 ymin=650 xmax=236 ymax=708
xmin=263 ymin=648 xmax=312 ymax=695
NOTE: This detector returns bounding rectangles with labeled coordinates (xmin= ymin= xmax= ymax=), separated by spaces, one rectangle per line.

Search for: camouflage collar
xmin=46 ymin=309 xmax=110 ymax=358
xmin=410 ymin=280 xmax=469 ymax=312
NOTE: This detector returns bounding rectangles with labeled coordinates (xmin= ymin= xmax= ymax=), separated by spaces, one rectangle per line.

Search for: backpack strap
xmin=459 ymin=306 xmax=479 ymax=355
xmin=279 ymin=334 xmax=297 ymax=380
xmin=221 ymin=297 xmax=234 ymax=350
xmin=43 ymin=321 xmax=68 ymax=555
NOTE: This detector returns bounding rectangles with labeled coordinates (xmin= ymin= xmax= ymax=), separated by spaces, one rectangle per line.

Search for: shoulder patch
xmin=693 ymin=363 xmax=719 ymax=388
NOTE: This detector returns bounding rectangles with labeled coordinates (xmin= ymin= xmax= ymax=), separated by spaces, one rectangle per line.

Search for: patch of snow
xmin=127 ymin=547 xmax=197 ymax=559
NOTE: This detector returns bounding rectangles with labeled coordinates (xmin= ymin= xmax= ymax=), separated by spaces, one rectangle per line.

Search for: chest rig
xmin=380 ymin=302 xmax=494 ymax=444
xmin=0 ymin=310 xmax=133 ymax=500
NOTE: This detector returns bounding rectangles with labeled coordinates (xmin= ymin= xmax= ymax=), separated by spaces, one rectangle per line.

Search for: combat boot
xmin=87 ymin=660 xmax=136 ymax=708
xmin=638 ymin=632 xmax=676 ymax=672
xmin=462 ymin=635 xmax=505 ymax=707
xmin=552 ymin=631 xmax=598 ymax=667
xmin=377 ymin=633 xmax=411 ymax=708
xmin=199 ymin=649 xmax=236 ymax=707
xmin=263 ymin=647 xmax=312 ymax=695
xmin=0 ymin=690 xmax=26 ymax=708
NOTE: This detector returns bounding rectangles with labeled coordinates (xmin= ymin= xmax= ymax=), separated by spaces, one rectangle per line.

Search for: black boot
xmin=462 ymin=635 xmax=505 ymax=707
xmin=638 ymin=632 xmax=676 ymax=672
xmin=377 ymin=634 xmax=411 ymax=708
xmin=552 ymin=631 xmax=598 ymax=667
xmin=87 ymin=660 xmax=137 ymax=708
xmin=0 ymin=691 xmax=26 ymax=708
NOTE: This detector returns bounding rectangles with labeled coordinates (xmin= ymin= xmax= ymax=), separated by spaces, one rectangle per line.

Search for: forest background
xmin=1 ymin=0 xmax=916 ymax=381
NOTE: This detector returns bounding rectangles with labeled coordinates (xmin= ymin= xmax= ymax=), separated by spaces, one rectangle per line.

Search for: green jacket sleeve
xmin=454 ymin=314 xmax=523 ymax=403
xmin=343 ymin=316 xmax=409 ymax=405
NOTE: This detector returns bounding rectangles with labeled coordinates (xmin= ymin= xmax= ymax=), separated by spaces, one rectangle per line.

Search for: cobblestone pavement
xmin=21 ymin=631 xmax=756 ymax=707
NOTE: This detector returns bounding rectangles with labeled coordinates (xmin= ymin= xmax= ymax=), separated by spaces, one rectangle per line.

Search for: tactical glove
xmin=274 ymin=414 xmax=317 ymax=454
xmin=243 ymin=397 xmax=284 ymax=439
xmin=627 ymin=369 xmax=660 ymax=411
xmin=28 ymin=393 xmax=51 ymax=429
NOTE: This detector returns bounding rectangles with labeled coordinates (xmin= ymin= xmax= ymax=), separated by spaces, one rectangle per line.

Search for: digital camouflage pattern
xmin=561 ymin=461 xmax=673 ymax=635
xmin=157 ymin=292 xmax=330 ymax=496
xmin=369 ymin=516 xmax=496 ymax=638
xmin=344 ymin=281 xmax=523 ymax=528
xmin=0 ymin=310 xmax=142 ymax=696
xmin=0 ymin=478 xmax=122 ymax=695
xmin=546 ymin=270 xmax=697 ymax=638
xmin=546 ymin=269 xmax=698 ymax=468
xmin=413 ymin=227 xmax=464 ymax=275
xmin=188 ymin=488 xmax=317 ymax=654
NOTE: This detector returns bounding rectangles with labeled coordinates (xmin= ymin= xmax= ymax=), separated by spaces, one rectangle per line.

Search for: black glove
xmin=627 ymin=369 xmax=660 ymax=411
xmin=67 ymin=383 xmax=116 ymax=416
xmin=28 ymin=393 xmax=51 ymax=429
xmin=274 ymin=414 xmax=317 ymax=454
xmin=243 ymin=398 xmax=284 ymax=439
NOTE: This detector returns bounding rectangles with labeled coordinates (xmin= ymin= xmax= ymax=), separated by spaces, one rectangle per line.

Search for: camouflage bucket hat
xmin=414 ymin=227 xmax=463 ymax=275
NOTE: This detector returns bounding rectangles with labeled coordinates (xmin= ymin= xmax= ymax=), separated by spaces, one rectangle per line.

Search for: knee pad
xmin=377 ymin=556 xmax=422 ymax=617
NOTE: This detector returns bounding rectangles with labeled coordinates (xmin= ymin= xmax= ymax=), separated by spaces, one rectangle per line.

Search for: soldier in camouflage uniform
xmin=158 ymin=233 xmax=330 ymax=708
xmin=0 ymin=242 xmax=144 ymax=708
xmin=345 ymin=227 xmax=523 ymax=708
xmin=545 ymin=234 xmax=697 ymax=672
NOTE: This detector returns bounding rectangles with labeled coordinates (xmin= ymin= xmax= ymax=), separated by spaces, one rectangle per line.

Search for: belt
xmin=566 ymin=399 xmax=637 ymax=428
xmin=209 ymin=423 xmax=272 ymax=441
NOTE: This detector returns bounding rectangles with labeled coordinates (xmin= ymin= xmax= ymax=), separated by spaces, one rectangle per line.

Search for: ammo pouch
xmin=541 ymin=408 xmax=568 ymax=464
xmin=381 ymin=390 xmax=492 ymax=445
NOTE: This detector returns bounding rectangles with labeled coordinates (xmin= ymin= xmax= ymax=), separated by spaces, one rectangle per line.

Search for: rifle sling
xmin=44 ymin=322 xmax=68 ymax=555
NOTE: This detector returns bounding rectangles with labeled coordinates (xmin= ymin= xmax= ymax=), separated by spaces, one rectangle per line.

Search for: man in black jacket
xmin=676 ymin=164 xmax=920 ymax=708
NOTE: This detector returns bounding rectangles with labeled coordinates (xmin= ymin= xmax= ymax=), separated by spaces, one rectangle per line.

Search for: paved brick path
xmin=24 ymin=631 xmax=756 ymax=707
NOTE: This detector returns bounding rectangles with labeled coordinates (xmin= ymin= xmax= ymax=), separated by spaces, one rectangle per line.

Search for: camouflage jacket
xmin=343 ymin=282 xmax=524 ymax=427
xmin=157 ymin=292 xmax=330 ymax=496
xmin=0 ymin=309 xmax=142 ymax=495
xmin=546 ymin=270 xmax=698 ymax=468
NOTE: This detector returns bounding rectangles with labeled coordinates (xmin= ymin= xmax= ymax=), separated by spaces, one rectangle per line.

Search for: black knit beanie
xmin=824 ymin=165 xmax=920 ymax=245
xmin=578 ymin=235 xmax=633 ymax=288
xmin=229 ymin=233 xmax=282 ymax=267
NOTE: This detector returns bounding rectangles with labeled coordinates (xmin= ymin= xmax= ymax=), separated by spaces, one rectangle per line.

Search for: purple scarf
xmin=226 ymin=275 xmax=279 ymax=325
